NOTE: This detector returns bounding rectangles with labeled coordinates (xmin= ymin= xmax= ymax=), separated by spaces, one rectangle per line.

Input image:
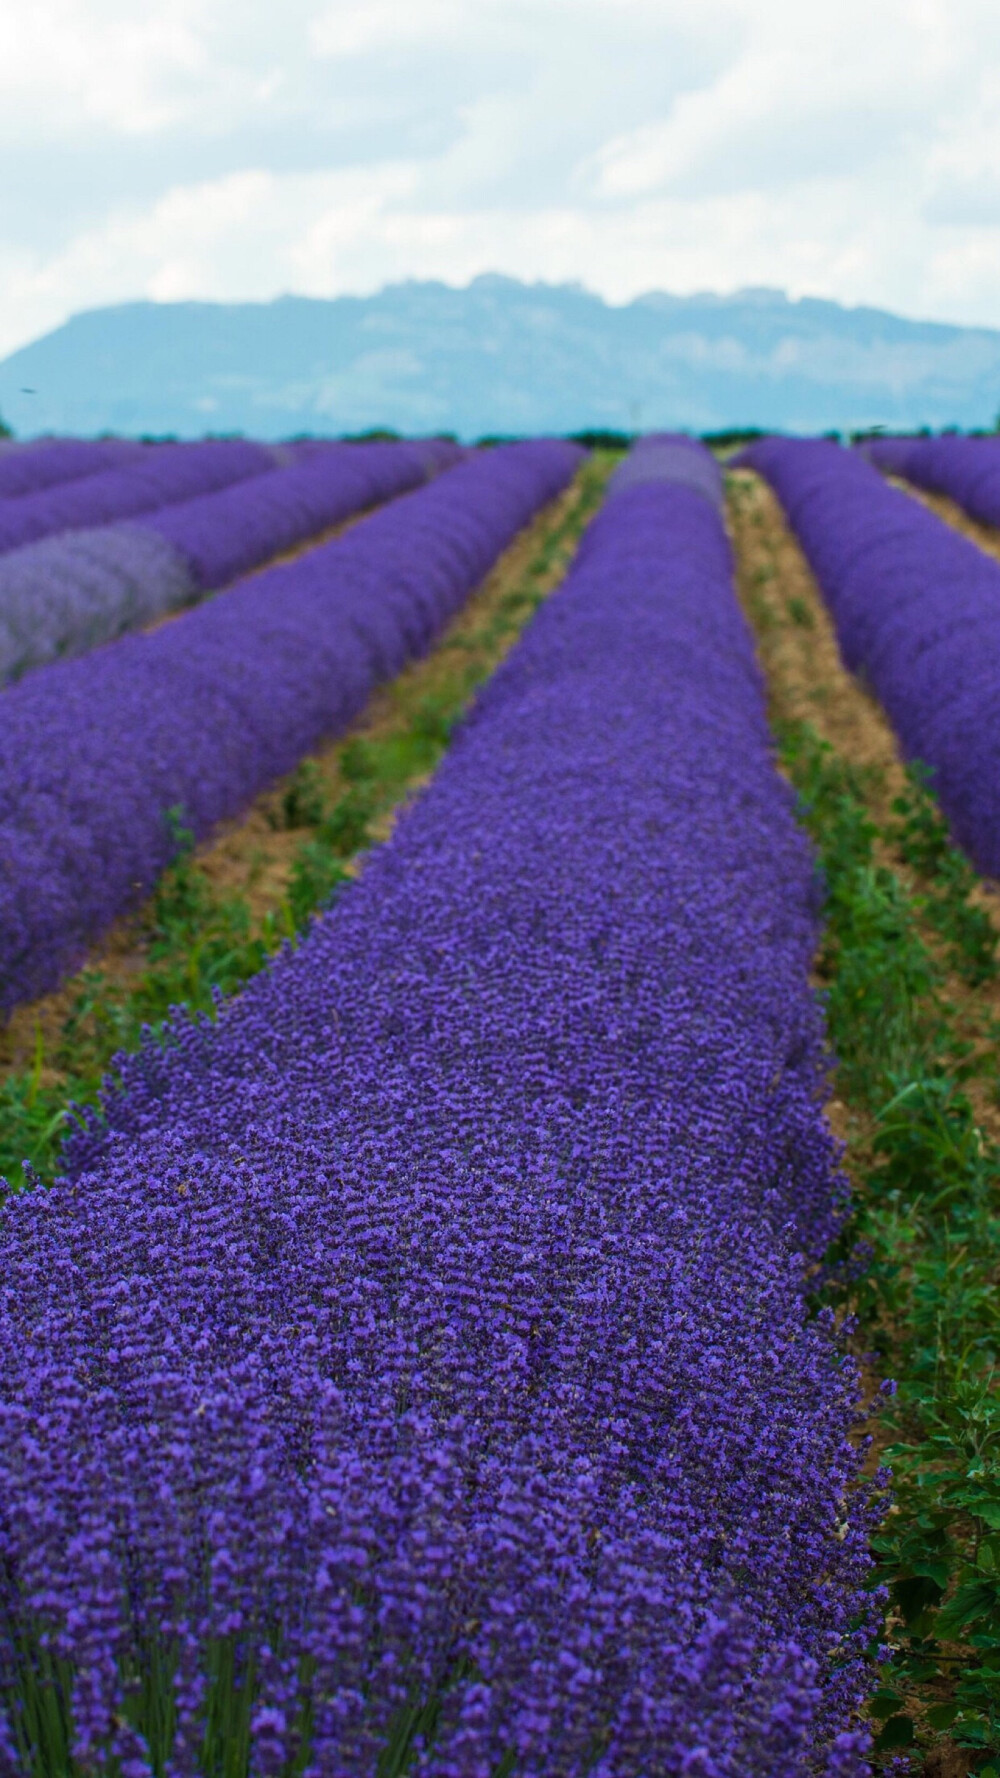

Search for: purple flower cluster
xmin=0 ymin=441 xmax=460 ymax=684
xmin=135 ymin=438 xmax=462 ymax=594
xmin=0 ymin=438 xmax=275 ymax=555
xmin=0 ymin=436 xmax=141 ymax=500
xmin=0 ymin=441 xmax=876 ymax=1774
xmin=863 ymin=432 xmax=1000 ymax=528
xmin=0 ymin=526 xmax=198 ymax=683
xmin=609 ymin=431 xmax=725 ymax=509
xmin=742 ymin=435 xmax=1000 ymax=874
xmin=0 ymin=441 xmax=579 ymax=1012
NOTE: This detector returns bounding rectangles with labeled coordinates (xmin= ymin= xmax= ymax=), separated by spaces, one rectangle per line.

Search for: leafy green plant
xmin=280 ymin=759 xmax=328 ymax=829
xmin=890 ymin=762 xmax=998 ymax=986
xmin=779 ymin=716 xmax=1000 ymax=1769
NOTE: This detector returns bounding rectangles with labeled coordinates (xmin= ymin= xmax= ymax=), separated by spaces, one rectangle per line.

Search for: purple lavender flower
xmin=134 ymin=439 xmax=462 ymax=594
xmin=0 ymin=440 xmax=876 ymax=1773
xmin=0 ymin=439 xmax=276 ymax=555
xmin=0 ymin=441 xmax=461 ymax=684
xmin=867 ymin=433 xmax=1000 ymax=528
xmin=0 ymin=441 xmax=580 ymax=1011
xmin=743 ymin=434 xmax=1000 ymax=875
xmin=0 ymin=525 xmax=197 ymax=683
xmin=0 ymin=436 xmax=140 ymax=500
xmin=609 ymin=432 xmax=725 ymax=508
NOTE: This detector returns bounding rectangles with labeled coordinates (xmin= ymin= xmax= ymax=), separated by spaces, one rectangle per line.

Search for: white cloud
xmin=1 ymin=0 xmax=1000 ymax=355
xmin=309 ymin=0 xmax=466 ymax=57
xmin=0 ymin=0 xmax=208 ymax=135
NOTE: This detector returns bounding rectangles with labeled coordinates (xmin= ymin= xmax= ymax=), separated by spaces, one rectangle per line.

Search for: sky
xmin=1 ymin=0 xmax=1000 ymax=357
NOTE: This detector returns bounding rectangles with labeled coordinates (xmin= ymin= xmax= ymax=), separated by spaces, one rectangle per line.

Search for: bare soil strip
xmin=0 ymin=470 xmax=596 ymax=1081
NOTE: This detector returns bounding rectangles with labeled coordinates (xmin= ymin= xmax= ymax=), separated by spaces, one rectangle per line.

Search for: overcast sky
xmin=1 ymin=0 xmax=999 ymax=356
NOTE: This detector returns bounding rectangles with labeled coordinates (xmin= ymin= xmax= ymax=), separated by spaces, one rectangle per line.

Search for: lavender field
xmin=0 ymin=426 xmax=998 ymax=1775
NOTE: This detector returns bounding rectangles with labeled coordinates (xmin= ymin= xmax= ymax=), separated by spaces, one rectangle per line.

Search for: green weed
xmin=780 ymin=716 xmax=1000 ymax=1769
xmin=890 ymin=763 xmax=999 ymax=986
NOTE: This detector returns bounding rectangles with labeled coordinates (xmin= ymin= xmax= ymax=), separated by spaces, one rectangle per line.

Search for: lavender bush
xmin=0 ymin=527 xmax=198 ymax=683
xmin=608 ymin=431 xmax=725 ymax=507
xmin=0 ymin=437 xmax=140 ymax=500
xmin=743 ymin=435 xmax=1000 ymax=874
xmin=0 ymin=441 xmax=580 ymax=1012
xmin=0 ymin=441 xmax=460 ymax=684
xmin=0 ymin=441 xmax=877 ymax=1774
xmin=864 ymin=432 xmax=1000 ymax=527
xmin=134 ymin=438 xmax=462 ymax=593
xmin=0 ymin=439 xmax=276 ymax=555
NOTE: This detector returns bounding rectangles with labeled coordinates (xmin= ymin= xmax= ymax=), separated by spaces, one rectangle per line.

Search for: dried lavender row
xmin=0 ymin=526 xmax=199 ymax=684
xmin=864 ymin=431 xmax=1000 ymax=527
xmin=742 ymin=435 xmax=1000 ymax=875
xmin=608 ymin=430 xmax=725 ymax=507
xmin=0 ymin=436 xmax=141 ymax=500
xmin=0 ymin=437 xmax=277 ymax=555
xmin=0 ymin=440 xmax=460 ymax=684
xmin=0 ymin=440 xmax=579 ymax=1012
xmin=0 ymin=442 xmax=879 ymax=1775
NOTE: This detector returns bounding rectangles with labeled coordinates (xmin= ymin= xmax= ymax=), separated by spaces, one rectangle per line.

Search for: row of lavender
xmin=0 ymin=438 xmax=459 ymax=683
xmin=0 ymin=441 xmax=578 ymax=1013
xmin=741 ymin=437 xmax=1000 ymax=877
xmin=0 ymin=438 xmax=280 ymax=553
xmin=863 ymin=432 xmax=1000 ymax=528
xmin=0 ymin=436 xmax=143 ymax=499
xmin=0 ymin=439 xmax=876 ymax=1775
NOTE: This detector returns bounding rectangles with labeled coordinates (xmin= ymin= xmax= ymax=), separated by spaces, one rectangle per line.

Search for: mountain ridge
xmin=2 ymin=274 xmax=998 ymax=437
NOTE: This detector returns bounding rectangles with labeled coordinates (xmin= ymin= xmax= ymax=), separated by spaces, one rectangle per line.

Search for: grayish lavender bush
xmin=0 ymin=443 xmax=878 ymax=1774
xmin=744 ymin=435 xmax=1000 ymax=874
xmin=0 ymin=441 xmax=580 ymax=1012
xmin=0 ymin=438 xmax=276 ymax=555
xmin=0 ymin=526 xmax=197 ymax=682
xmin=609 ymin=432 xmax=725 ymax=508
xmin=0 ymin=437 xmax=140 ymax=500
xmin=865 ymin=432 xmax=1000 ymax=527
xmin=0 ymin=441 xmax=460 ymax=683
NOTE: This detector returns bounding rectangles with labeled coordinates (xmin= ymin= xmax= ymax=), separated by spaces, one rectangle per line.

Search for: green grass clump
xmin=780 ymin=717 xmax=1000 ymax=1770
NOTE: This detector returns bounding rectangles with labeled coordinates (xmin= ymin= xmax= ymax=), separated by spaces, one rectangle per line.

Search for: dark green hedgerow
xmin=0 ymin=454 xmax=615 ymax=1194
xmin=781 ymin=718 xmax=1000 ymax=1773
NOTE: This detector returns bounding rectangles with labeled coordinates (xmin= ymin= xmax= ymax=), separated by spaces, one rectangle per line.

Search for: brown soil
xmin=0 ymin=470 xmax=594 ymax=1080
xmin=726 ymin=470 xmax=905 ymax=814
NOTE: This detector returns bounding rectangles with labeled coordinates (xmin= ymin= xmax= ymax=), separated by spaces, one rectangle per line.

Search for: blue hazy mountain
xmin=2 ymin=274 xmax=998 ymax=438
